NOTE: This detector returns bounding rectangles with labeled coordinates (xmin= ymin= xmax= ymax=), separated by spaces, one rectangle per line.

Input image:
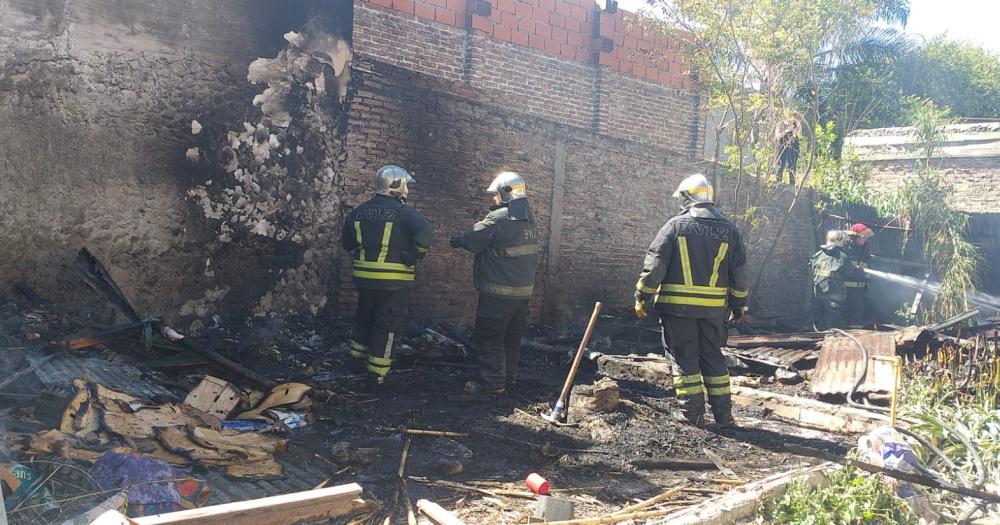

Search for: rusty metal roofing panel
xmin=810 ymin=332 xmax=897 ymax=396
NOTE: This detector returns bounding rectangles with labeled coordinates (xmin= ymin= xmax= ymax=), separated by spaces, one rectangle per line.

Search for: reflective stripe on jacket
xmin=340 ymin=194 xmax=433 ymax=290
xmin=810 ymin=244 xmax=861 ymax=302
xmin=456 ymin=200 xmax=539 ymax=298
xmin=635 ymin=204 xmax=749 ymax=319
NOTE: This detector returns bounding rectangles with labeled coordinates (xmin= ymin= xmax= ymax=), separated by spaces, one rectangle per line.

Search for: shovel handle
xmin=555 ymin=302 xmax=602 ymax=409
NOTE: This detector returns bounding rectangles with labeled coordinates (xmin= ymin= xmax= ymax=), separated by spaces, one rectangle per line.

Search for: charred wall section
xmin=0 ymin=0 xmax=351 ymax=320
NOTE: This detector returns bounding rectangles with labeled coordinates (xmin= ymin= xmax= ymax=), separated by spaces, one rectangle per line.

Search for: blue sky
xmin=615 ymin=0 xmax=1000 ymax=53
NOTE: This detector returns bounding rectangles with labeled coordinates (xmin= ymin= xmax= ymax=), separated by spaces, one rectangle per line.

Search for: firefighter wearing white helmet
xmin=341 ymin=165 xmax=433 ymax=385
xmin=450 ymin=171 xmax=539 ymax=395
xmin=810 ymin=229 xmax=864 ymax=330
xmin=673 ymin=173 xmax=714 ymax=204
xmin=634 ymin=174 xmax=749 ymax=428
xmin=374 ymin=164 xmax=415 ymax=201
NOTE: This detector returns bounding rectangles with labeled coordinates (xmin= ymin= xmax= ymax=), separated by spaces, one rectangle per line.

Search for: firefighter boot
xmin=677 ymin=392 xmax=707 ymax=428
xmin=710 ymin=395 xmax=738 ymax=428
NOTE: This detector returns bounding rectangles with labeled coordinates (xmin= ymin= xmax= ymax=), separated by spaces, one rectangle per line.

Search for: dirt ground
xmin=0 ymin=300 xmax=853 ymax=524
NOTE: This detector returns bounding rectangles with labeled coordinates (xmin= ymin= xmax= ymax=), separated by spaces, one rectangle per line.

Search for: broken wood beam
xmin=613 ymin=485 xmax=685 ymax=515
xmin=131 ymin=483 xmax=368 ymax=525
xmin=644 ymin=463 xmax=835 ymax=525
xmin=628 ymin=458 xmax=717 ymax=471
xmin=171 ymin=338 xmax=277 ymax=391
xmin=378 ymin=426 xmax=470 ymax=438
xmin=416 ymin=499 xmax=467 ymax=525
xmin=731 ymin=385 xmax=888 ymax=433
xmin=784 ymin=444 xmax=1000 ymax=504
xmin=66 ymin=320 xmax=149 ymax=350
xmin=547 ymin=507 xmax=684 ymax=525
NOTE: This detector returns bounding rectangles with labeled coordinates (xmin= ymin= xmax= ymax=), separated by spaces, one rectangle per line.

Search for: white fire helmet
xmin=487 ymin=171 xmax=527 ymax=202
xmin=374 ymin=165 xmax=414 ymax=201
xmin=673 ymin=174 xmax=714 ymax=204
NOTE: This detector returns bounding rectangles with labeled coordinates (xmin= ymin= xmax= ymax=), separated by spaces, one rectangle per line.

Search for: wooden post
xmin=542 ymin=140 xmax=568 ymax=326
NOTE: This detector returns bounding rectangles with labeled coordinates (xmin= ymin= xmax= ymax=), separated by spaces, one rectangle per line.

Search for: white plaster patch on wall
xmin=179 ymin=286 xmax=231 ymax=317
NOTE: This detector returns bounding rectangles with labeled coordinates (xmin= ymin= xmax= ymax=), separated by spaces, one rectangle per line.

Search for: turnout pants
xmin=844 ymin=286 xmax=868 ymax=327
xmin=350 ymin=288 xmax=407 ymax=378
xmin=812 ymin=292 xmax=846 ymax=331
xmin=474 ymin=294 xmax=529 ymax=391
xmin=660 ymin=314 xmax=732 ymax=423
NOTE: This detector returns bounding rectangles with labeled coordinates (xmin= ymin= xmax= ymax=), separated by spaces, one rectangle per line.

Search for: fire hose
xmin=833 ymin=328 xmax=988 ymax=522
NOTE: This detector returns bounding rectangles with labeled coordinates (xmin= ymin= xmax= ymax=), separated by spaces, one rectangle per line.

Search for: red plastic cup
xmin=526 ymin=473 xmax=550 ymax=495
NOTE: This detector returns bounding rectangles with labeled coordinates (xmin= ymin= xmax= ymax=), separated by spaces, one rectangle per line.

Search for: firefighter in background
xmin=450 ymin=172 xmax=539 ymax=395
xmin=810 ymin=230 xmax=863 ymax=330
xmin=341 ymin=165 xmax=434 ymax=384
xmin=634 ymin=174 xmax=750 ymax=428
xmin=845 ymin=223 xmax=874 ymax=326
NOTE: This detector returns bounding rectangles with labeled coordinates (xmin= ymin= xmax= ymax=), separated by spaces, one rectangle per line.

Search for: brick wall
xmin=337 ymin=58 xmax=816 ymax=329
xmin=865 ymin=157 xmax=1000 ymax=215
xmin=352 ymin=0 xmax=702 ymax=151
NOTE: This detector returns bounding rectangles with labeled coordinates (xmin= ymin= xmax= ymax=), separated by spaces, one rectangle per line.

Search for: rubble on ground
xmin=2 ymin=248 xmax=998 ymax=523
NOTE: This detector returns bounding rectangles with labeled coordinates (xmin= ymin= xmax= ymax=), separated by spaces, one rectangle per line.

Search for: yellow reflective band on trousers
xmin=350 ymin=340 xmax=368 ymax=358
xmin=483 ymin=282 xmax=534 ymax=297
xmin=675 ymin=384 xmax=706 ymax=396
xmin=678 ymin=237 xmax=694 ymax=285
xmin=707 ymin=385 xmax=731 ymax=396
xmin=656 ymin=295 xmax=727 ymax=307
xmin=673 ymin=373 xmax=704 ymax=396
xmin=705 ymin=374 xmax=730 ymax=396
xmin=377 ymin=221 xmax=394 ymax=263
xmin=704 ymin=374 xmax=730 ymax=385
xmin=354 ymin=221 xmax=365 ymax=260
xmin=367 ymin=355 xmax=392 ymax=376
xmin=709 ymin=242 xmax=729 ymax=288
xmin=729 ymin=288 xmax=749 ymax=298
xmin=415 ymin=245 xmax=429 ymax=253
xmin=493 ymin=244 xmax=539 ymax=257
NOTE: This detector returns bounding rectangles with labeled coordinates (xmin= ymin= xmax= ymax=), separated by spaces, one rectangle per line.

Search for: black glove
xmin=729 ymin=307 xmax=746 ymax=324
xmin=449 ymin=235 xmax=462 ymax=248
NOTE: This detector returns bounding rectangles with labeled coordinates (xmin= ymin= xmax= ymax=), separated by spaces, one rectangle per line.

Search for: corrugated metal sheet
xmin=810 ymin=332 xmax=897 ymax=396
xmin=727 ymin=346 xmax=819 ymax=369
xmin=28 ymin=354 xmax=177 ymax=399
xmin=727 ymin=334 xmax=824 ymax=350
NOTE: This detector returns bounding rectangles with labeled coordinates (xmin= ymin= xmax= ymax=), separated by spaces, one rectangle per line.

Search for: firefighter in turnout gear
xmin=810 ymin=230 xmax=863 ymax=330
xmin=450 ymin=172 xmax=539 ymax=395
xmin=844 ymin=223 xmax=874 ymax=326
xmin=634 ymin=174 xmax=750 ymax=427
xmin=341 ymin=165 xmax=433 ymax=383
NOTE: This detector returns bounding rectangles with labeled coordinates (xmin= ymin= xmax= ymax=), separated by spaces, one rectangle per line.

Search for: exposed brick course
xmin=339 ymin=58 xmax=815 ymax=328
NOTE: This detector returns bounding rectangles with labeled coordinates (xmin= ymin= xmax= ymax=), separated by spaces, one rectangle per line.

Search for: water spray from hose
xmin=864 ymin=268 xmax=1000 ymax=312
